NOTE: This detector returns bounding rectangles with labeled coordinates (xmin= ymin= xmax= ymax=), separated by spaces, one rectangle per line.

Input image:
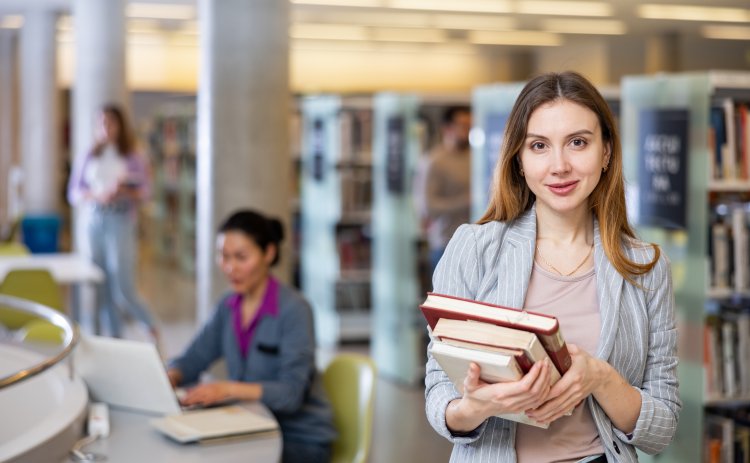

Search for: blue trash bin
xmin=21 ymin=215 xmax=61 ymax=254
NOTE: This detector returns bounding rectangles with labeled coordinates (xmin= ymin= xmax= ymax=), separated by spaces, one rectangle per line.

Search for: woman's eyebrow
xmin=525 ymin=129 xmax=595 ymax=139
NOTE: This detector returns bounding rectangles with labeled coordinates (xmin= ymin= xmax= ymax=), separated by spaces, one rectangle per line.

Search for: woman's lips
xmin=547 ymin=181 xmax=578 ymax=195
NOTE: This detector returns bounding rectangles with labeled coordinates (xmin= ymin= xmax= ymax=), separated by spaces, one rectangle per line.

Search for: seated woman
xmin=167 ymin=210 xmax=335 ymax=463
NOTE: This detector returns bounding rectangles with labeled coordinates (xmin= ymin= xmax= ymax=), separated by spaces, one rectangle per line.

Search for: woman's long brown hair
xmin=92 ymin=104 xmax=135 ymax=157
xmin=478 ymin=71 xmax=659 ymax=284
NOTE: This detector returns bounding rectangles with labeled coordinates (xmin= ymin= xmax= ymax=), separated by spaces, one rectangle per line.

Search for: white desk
xmin=0 ymin=253 xmax=104 ymax=285
xmin=75 ymin=404 xmax=282 ymax=463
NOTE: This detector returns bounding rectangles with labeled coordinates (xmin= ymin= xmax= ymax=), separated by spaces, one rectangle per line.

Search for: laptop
xmin=74 ymin=335 xmax=279 ymax=442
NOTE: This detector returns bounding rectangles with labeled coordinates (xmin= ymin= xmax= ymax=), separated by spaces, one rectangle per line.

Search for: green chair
xmin=16 ymin=318 xmax=64 ymax=344
xmin=0 ymin=269 xmax=64 ymax=330
xmin=323 ymin=353 xmax=376 ymax=463
xmin=0 ymin=241 xmax=30 ymax=255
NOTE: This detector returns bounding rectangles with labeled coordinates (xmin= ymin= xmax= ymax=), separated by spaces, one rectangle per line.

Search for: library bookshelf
xmin=623 ymin=71 xmax=750 ymax=463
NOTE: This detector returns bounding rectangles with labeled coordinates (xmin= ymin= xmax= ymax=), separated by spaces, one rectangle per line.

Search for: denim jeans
xmin=88 ymin=208 xmax=154 ymax=337
xmin=281 ymin=440 xmax=332 ymax=463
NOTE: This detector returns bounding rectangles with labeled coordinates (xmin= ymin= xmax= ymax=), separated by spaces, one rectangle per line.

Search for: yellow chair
xmin=16 ymin=319 xmax=65 ymax=344
xmin=0 ymin=269 xmax=64 ymax=330
xmin=323 ymin=353 xmax=376 ymax=463
xmin=0 ymin=242 xmax=30 ymax=255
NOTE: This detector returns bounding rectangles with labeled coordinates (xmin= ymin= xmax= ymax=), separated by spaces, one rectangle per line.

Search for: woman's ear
xmin=603 ymin=144 xmax=612 ymax=171
xmin=264 ymin=243 xmax=277 ymax=266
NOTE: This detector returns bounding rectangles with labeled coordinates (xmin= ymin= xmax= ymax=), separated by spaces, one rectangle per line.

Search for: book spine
xmin=737 ymin=313 xmax=750 ymax=396
xmin=732 ymin=206 xmax=749 ymax=292
xmin=712 ymin=221 xmax=730 ymax=289
xmin=537 ymin=332 xmax=572 ymax=374
xmin=722 ymin=321 xmax=737 ymax=397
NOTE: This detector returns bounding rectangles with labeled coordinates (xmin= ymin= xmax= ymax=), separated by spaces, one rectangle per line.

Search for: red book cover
xmin=421 ymin=292 xmax=572 ymax=374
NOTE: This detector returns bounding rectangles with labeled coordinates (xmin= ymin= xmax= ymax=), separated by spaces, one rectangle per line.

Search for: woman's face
xmin=216 ymin=231 xmax=275 ymax=295
xmin=519 ymin=99 xmax=610 ymax=219
xmin=99 ymin=111 xmax=120 ymax=142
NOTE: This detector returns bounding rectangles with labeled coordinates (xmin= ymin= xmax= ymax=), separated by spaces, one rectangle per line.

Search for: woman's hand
xmin=525 ymin=344 xmax=605 ymax=424
xmin=181 ymin=382 xmax=236 ymax=406
xmin=166 ymin=368 xmax=182 ymax=389
xmin=446 ymin=358 xmax=553 ymax=433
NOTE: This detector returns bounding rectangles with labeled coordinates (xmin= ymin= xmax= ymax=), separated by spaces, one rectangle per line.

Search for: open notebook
xmin=74 ymin=335 xmax=278 ymax=442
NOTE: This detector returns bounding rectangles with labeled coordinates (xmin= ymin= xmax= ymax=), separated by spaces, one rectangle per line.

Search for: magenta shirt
xmin=229 ymin=277 xmax=279 ymax=358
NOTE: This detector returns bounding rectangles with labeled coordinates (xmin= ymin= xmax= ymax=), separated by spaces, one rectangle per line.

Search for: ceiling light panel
xmin=432 ymin=14 xmax=516 ymax=31
xmin=126 ymin=3 xmax=196 ymax=20
xmin=469 ymin=30 xmax=562 ymax=46
xmin=293 ymin=9 xmax=429 ymax=28
xmin=542 ymin=19 xmax=626 ymax=34
xmin=0 ymin=15 xmax=23 ymax=29
xmin=516 ymin=1 xmax=612 ymax=17
xmin=371 ymin=27 xmax=445 ymax=42
xmin=702 ymin=25 xmax=750 ymax=40
xmin=638 ymin=4 xmax=750 ymax=23
xmin=291 ymin=0 xmax=383 ymax=6
xmin=290 ymin=23 xmax=369 ymax=41
xmin=389 ymin=0 xmax=513 ymax=14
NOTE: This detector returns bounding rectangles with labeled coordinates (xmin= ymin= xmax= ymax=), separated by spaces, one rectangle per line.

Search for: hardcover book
xmin=420 ymin=292 xmax=572 ymax=374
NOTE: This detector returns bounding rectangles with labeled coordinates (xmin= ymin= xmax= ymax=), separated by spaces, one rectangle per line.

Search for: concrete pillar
xmin=71 ymin=0 xmax=127 ymax=253
xmin=19 ymin=9 xmax=59 ymax=215
xmin=196 ymin=0 xmax=290 ymax=322
xmin=0 ymin=30 xmax=18 ymax=229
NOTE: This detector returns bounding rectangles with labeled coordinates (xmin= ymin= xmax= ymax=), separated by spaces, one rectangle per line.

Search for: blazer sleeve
xmin=258 ymin=296 xmax=317 ymax=414
xmin=614 ymin=252 xmax=681 ymax=454
xmin=169 ymin=303 xmax=226 ymax=385
xmin=425 ymin=224 xmax=490 ymax=443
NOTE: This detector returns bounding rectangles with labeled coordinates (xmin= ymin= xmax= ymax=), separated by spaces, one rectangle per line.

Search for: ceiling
xmin=0 ymin=0 xmax=748 ymax=47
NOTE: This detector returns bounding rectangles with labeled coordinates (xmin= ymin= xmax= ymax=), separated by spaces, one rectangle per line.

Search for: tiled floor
xmin=124 ymin=251 xmax=453 ymax=463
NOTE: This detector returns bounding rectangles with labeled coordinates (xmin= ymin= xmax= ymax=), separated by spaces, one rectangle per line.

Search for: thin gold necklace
xmin=535 ymin=243 xmax=594 ymax=277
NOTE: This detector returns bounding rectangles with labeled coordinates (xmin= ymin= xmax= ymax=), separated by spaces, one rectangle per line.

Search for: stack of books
xmin=420 ymin=292 xmax=572 ymax=428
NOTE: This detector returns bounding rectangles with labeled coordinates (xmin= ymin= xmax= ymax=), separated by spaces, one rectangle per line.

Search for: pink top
xmin=229 ymin=277 xmax=279 ymax=358
xmin=515 ymin=263 xmax=605 ymax=463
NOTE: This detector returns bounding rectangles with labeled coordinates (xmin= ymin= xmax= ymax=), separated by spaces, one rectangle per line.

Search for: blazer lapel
xmin=593 ymin=219 xmax=624 ymax=360
xmin=495 ymin=207 xmax=536 ymax=309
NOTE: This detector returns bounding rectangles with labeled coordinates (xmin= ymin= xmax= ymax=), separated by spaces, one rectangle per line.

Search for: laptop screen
xmin=73 ymin=335 xmax=182 ymax=416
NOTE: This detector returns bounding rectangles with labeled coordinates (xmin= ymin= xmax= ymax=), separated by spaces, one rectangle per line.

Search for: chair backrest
xmin=16 ymin=319 xmax=64 ymax=344
xmin=0 ymin=242 xmax=30 ymax=256
xmin=323 ymin=353 xmax=376 ymax=463
xmin=0 ymin=269 xmax=64 ymax=330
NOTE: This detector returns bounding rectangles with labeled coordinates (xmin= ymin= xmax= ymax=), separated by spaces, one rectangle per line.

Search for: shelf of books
xmin=622 ymin=70 xmax=750 ymax=463
xmin=370 ymin=93 xmax=423 ymax=383
xmin=147 ymin=102 xmax=197 ymax=274
xmin=299 ymin=95 xmax=373 ymax=347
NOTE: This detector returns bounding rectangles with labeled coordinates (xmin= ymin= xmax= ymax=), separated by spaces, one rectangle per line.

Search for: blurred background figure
xmin=167 ymin=209 xmax=336 ymax=463
xmin=415 ymin=105 xmax=472 ymax=278
xmin=67 ymin=103 xmax=159 ymax=342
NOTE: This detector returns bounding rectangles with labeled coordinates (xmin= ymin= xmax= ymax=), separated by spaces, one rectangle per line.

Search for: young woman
xmin=167 ymin=210 xmax=335 ymax=463
xmin=68 ymin=104 xmax=158 ymax=341
xmin=425 ymin=71 xmax=680 ymax=462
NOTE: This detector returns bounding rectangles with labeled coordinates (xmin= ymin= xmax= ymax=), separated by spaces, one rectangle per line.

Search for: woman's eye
xmin=531 ymin=142 xmax=546 ymax=150
xmin=571 ymin=138 xmax=587 ymax=147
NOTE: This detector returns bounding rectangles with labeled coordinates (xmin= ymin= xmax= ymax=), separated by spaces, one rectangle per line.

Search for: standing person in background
xmin=68 ymin=104 xmax=159 ymax=342
xmin=425 ymin=71 xmax=680 ymax=462
xmin=167 ymin=210 xmax=336 ymax=463
xmin=415 ymin=105 xmax=472 ymax=277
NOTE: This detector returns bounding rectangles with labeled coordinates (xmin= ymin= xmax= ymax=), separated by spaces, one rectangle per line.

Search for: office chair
xmin=323 ymin=353 xmax=376 ymax=463
xmin=0 ymin=268 xmax=64 ymax=330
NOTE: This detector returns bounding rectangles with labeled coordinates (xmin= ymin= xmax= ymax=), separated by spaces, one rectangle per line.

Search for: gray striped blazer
xmin=425 ymin=206 xmax=681 ymax=462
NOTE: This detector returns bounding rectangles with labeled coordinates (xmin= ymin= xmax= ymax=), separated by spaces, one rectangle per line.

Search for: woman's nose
xmin=550 ymin=148 xmax=571 ymax=174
